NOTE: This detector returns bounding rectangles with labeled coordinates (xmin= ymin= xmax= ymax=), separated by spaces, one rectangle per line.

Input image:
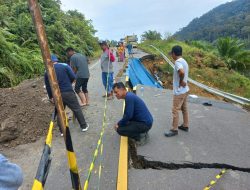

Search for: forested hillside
xmin=175 ymin=0 xmax=250 ymax=42
xmin=0 ymin=0 xmax=99 ymax=88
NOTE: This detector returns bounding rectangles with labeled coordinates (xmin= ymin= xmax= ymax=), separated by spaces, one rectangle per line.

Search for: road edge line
xmin=117 ymin=136 xmax=128 ymax=190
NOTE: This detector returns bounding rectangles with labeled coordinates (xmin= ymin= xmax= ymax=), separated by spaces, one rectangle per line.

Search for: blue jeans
xmin=128 ymin=48 xmax=132 ymax=55
xmin=102 ymin=72 xmax=113 ymax=93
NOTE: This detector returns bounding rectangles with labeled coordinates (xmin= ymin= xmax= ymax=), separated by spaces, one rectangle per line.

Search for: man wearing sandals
xmin=66 ymin=47 xmax=90 ymax=106
xmin=44 ymin=55 xmax=89 ymax=132
xmin=164 ymin=45 xmax=189 ymax=137
xmin=99 ymin=41 xmax=115 ymax=100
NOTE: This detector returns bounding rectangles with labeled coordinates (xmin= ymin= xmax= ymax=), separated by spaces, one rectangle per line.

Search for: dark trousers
xmin=75 ymin=78 xmax=89 ymax=93
xmin=117 ymin=121 xmax=152 ymax=140
xmin=57 ymin=91 xmax=87 ymax=132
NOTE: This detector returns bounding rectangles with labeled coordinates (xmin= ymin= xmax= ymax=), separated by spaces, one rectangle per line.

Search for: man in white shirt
xmin=165 ymin=45 xmax=189 ymax=137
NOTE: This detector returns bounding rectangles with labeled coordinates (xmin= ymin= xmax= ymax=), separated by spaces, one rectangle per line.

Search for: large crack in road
xmin=128 ymin=139 xmax=250 ymax=173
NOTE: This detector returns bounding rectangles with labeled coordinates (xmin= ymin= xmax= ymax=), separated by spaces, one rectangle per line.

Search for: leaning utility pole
xmin=28 ymin=1 xmax=82 ymax=189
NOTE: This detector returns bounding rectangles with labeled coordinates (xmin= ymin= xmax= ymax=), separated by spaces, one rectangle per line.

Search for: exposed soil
xmin=140 ymin=56 xmax=223 ymax=101
xmin=243 ymin=104 xmax=250 ymax=112
xmin=116 ymin=58 xmax=128 ymax=79
xmin=0 ymin=78 xmax=53 ymax=150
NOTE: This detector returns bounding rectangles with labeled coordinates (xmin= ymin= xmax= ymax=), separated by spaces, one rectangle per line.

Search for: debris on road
xmin=0 ymin=78 xmax=53 ymax=149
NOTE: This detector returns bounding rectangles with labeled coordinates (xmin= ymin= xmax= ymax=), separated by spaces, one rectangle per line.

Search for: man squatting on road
xmin=44 ymin=55 xmax=89 ymax=133
xmin=113 ymin=82 xmax=153 ymax=141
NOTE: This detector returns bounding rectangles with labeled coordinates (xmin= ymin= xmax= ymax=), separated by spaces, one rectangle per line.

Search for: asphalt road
xmin=3 ymin=49 xmax=250 ymax=190
xmin=3 ymin=58 xmax=126 ymax=190
xmin=129 ymin=85 xmax=250 ymax=190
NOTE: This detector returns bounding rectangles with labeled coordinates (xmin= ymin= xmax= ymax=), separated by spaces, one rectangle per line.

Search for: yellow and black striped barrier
xmin=32 ymin=110 xmax=56 ymax=190
xmin=203 ymin=169 xmax=227 ymax=190
xmin=64 ymin=112 xmax=82 ymax=190
xmin=32 ymin=109 xmax=82 ymax=190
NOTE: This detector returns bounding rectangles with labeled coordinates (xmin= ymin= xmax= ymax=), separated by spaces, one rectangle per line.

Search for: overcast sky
xmin=60 ymin=0 xmax=232 ymax=41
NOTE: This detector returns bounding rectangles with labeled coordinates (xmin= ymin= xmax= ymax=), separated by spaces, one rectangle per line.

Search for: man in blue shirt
xmin=44 ymin=55 xmax=89 ymax=132
xmin=113 ymin=82 xmax=153 ymax=141
xmin=126 ymin=43 xmax=133 ymax=57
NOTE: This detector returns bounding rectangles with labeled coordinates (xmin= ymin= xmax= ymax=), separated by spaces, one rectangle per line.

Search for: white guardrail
xmin=150 ymin=45 xmax=250 ymax=105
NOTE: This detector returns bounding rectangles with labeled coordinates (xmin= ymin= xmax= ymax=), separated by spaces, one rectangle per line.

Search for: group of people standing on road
xmin=44 ymin=42 xmax=190 ymax=140
xmin=0 ymin=41 xmax=118 ymax=190
xmin=44 ymin=51 xmax=90 ymax=133
xmin=113 ymin=45 xmax=190 ymax=144
xmin=116 ymin=42 xmax=133 ymax=62
xmin=44 ymin=41 xmax=118 ymax=133
xmin=0 ymin=44 xmax=189 ymax=189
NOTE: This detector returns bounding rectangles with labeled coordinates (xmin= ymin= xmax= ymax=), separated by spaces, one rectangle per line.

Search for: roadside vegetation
xmin=141 ymin=30 xmax=162 ymax=41
xmin=0 ymin=0 xmax=99 ymax=88
xmin=138 ymin=38 xmax=250 ymax=99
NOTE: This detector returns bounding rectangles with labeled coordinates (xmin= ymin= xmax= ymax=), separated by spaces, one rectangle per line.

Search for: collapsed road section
xmin=123 ymin=52 xmax=250 ymax=190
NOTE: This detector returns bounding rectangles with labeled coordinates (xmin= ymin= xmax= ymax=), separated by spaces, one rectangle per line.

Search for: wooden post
xmin=28 ymin=1 xmax=82 ymax=189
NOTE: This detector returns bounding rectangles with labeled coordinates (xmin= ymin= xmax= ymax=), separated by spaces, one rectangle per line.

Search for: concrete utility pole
xmin=28 ymin=1 xmax=82 ymax=189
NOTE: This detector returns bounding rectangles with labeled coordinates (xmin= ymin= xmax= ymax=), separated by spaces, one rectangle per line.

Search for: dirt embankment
xmin=0 ymin=78 xmax=53 ymax=150
xmin=140 ymin=55 xmax=223 ymax=100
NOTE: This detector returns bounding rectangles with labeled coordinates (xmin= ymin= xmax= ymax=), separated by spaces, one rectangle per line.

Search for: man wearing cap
xmin=99 ymin=41 xmax=115 ymax=99
xmin=165 ymin=45 xmax=189 ymax=137
xmin=44 ymin=55 xmax=89 ymax=132
xmin=66 ymin=47 xmax=90 ymax=106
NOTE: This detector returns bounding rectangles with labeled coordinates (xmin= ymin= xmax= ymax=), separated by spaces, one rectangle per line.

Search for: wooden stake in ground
xmin=28 ymin=1 xmax=82 ymax=189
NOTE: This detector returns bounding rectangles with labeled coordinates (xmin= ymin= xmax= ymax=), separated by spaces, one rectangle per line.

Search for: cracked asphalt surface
xmin=129 ymin=85 xmax=250 ymax=190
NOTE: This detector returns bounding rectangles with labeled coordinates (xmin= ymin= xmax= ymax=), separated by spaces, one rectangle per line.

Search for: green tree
xmin=141 ymin=30 xmax=162 ymax=41
xmin=242 ymin=26 xmax=250 ymax=41
xmin=0 ymin=0 xmax=99 ymax=88
xmin=217 ymin=37 xmax=250 ymax=70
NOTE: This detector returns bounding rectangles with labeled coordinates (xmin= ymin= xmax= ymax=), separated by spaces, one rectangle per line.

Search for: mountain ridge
xmin=174 ymin=0 xmax=250 ymax=42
